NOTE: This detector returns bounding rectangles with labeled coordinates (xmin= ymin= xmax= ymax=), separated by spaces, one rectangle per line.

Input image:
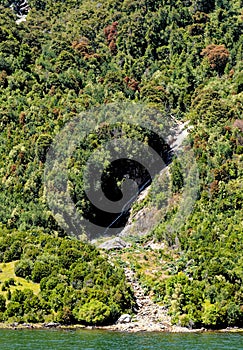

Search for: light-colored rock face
xmin=98 ymin=237 xmax=129 ymax=250
xmin=118 ymin=122 xmax=190 ymax=240
xmin=119 ymin=205 xmax=160 ymax=238
xmin=117 ymin=314 xmax=132 ymax=324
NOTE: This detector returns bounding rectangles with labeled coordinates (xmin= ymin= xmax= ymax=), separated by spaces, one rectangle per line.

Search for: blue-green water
xmin=0 ymin=329 xmax=242 ymax=349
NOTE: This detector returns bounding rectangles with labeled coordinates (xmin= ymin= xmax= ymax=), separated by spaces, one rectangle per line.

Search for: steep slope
xmin=0 ymin=0 xmax=242 ymax=328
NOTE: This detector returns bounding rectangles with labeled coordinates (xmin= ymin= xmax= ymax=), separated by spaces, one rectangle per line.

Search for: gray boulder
xmin=43 ymin=322 xmax=60 ymax=328
xmin=117 ymin=314 xmax=132 ymax=324
xmin=98 ymin=237 xmax=128 ymax=250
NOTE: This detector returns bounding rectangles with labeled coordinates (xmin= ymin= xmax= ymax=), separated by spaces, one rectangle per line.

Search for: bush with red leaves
xmin=201 ymin=44 xmax=230 ymax=75
xmin=124 ymin=76 xmax=140 ymax=92
xmin=104 ymin=21 xmax=118 ymax=53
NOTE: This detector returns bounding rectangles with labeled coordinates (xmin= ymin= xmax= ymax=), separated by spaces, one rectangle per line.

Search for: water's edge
xmin=0 ymin=322 xmax=243 ymax=334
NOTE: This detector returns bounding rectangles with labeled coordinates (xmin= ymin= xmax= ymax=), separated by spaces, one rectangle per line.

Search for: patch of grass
xmin=0 ymin=261 xmax=40 ymax=298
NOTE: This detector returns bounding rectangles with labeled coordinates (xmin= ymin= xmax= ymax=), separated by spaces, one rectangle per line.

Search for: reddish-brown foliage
xmin=10 ymin=164 xmax=17 ymax=173
xmin=201 ymin=44 xmax=230 ymax=74
xmin=124 ymin=76 xmax=140 ymax=91
xmin=72 ymin=37 xmax=90 ymax=53
xmin=209 ymin=180 xmax=219 ymax=197
xmin=19 ymin=112 xmax=26 ymax=126
xmin=104 ymin=22 xmax=118 ymax=53
xmin=229 ymin=69 xmax=234 ymax=78
xmin=72 ymin=37 xmax=100 ymax=60
xmin=224 ymin=125 xmax=231 ymax=132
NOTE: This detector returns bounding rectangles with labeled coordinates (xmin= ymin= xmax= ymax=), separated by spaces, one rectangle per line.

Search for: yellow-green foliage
xmin=0 ymin=261 xmax=40 ymax=298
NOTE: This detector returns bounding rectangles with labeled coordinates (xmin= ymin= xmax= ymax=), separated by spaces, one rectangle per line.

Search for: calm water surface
xmin=0 ymin=329 xmax=242 ymax=349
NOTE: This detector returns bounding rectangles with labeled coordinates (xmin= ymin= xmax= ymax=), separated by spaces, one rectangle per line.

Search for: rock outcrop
xmin=98 ymin=237 xmax=130 ymax=250
xmin=118 ymin=122 xmax=189 ymax=239
xmin=117 ymin=314 xmax=132 ymax=324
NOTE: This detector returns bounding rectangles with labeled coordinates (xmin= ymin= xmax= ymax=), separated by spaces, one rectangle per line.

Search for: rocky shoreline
xmin=99 ymin=322 xmax=206 ymax=333
xmin=0 ymin=322 xmax=242 ymax=334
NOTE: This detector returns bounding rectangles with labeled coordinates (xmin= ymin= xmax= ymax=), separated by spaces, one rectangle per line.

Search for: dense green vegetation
xmin=0 ymin=227 xmax=134 ymax=324
xmin=0 ymin=0 xmax=242 ymax=327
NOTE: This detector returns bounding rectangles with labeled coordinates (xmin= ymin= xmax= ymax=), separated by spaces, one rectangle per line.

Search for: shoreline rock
xmin=0 ymin=322 xmax=242 ymax=333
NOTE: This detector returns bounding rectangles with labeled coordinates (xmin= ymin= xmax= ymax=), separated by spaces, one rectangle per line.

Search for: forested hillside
xmin=0 ymin=0 xmax=242 ymax=327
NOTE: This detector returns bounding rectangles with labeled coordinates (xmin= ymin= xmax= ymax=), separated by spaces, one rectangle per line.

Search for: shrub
xmin=31 ymin=261 xmax=52 ymax=283
xmin=15 ymin=259 xmax=33 ymax=278
xmin=0 ymin=295 xmax=6 ymax=312
xmin=73 ymin=300 xmax=111 ymax=325
xmin=6 ymin=301 xmax=23 ymax=318
xmin=4 ymin=240 xmax=22 ymax=262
